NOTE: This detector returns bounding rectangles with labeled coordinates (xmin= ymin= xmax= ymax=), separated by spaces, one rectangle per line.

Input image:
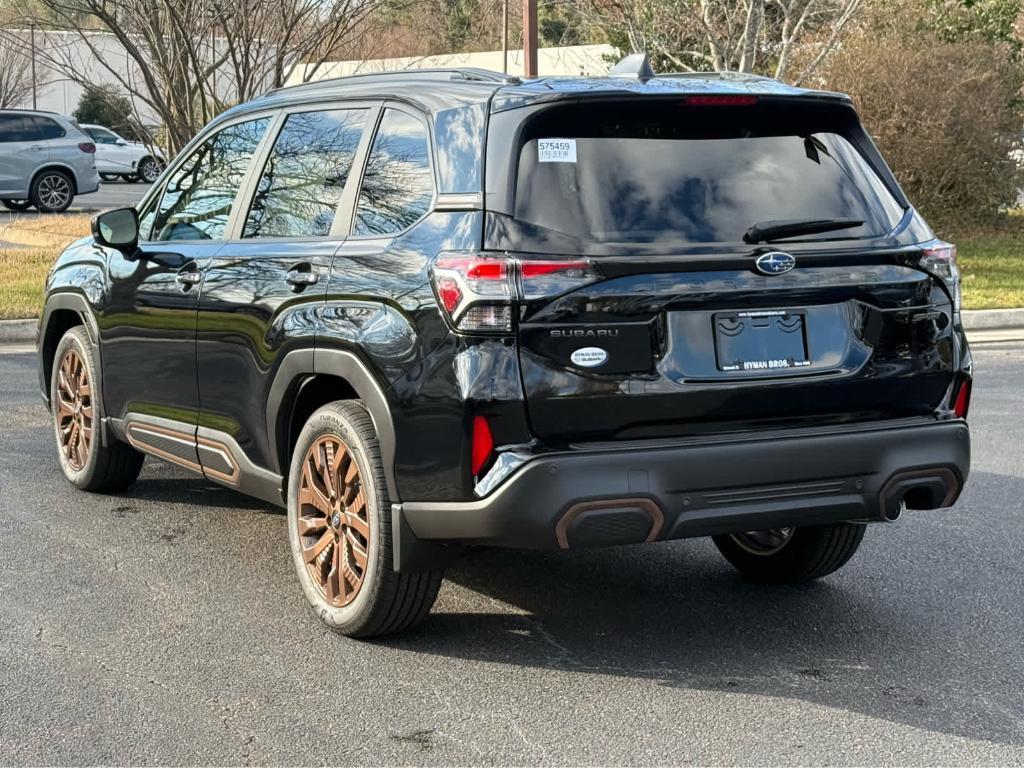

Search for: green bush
xmin=821 ymin=4 xmax=1024 ymax=231
xmin=72 ymin=85 xmax=148 ymax=143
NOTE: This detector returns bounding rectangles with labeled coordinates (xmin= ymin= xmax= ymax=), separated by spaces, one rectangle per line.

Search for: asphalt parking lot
xmin=1 ymin=341 xmax=1022 ymax=765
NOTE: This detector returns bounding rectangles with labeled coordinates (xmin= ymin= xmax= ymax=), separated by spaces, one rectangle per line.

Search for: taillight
xmin=432 ymin=255 xmax=512 ymax=333
xmin=78 ymin=142 xmax=96 ymax=154
xmin=471 ymin=415 xmax=494 ymax=476
xmin=952 ymin=379 xmax=972 ymax=419
xmin=682 ymin=95 xmax=758 ymax=107
xmin=430 ymin=253 xmax=601 ymax=334
xmin=919 ymin=240 xmax=960 ymax=313
xmin=519 ymin=259 xmax=600 ymax=300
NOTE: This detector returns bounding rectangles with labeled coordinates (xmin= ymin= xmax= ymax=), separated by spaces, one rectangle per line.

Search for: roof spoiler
xmin=608 ymin=53 xmax=656 ymax=82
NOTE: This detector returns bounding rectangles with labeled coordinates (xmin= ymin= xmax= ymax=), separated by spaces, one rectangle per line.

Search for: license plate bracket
xmin=713 ymin=310 xmax=810 ymax=373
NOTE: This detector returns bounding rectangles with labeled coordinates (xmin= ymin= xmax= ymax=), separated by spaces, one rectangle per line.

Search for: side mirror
xmin=115 ymin=138 xmax=127 ymax=146
xmin=92 ymin=208 xmax=140 ymax=253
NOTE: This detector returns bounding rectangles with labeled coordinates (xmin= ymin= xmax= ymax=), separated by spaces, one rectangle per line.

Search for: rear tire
xmin=713 ymin=523 xmax=866 ymax=583
xmin=30 ymin=170 xmax=74 ymax=213
xmin=1 ymin=198 xmax=32 ymax=211
xmin=99 ymin=173 xmax=119 ymax=182
xmin=137 ymin=157 xmax=162 ymax=184
xmin=287 ymin=401 xmax=443 ymax=637
xmin=51 ymin=327 xmax=145 ymax=492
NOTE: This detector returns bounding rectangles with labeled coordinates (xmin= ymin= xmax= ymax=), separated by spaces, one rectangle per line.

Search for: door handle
xmin=175 ymin=263 xmax=202 ymax=290
xmin=285 ymin=265 xmax=319 ymax=291
xmin=30 ymin=144 xmax=45 ymax=152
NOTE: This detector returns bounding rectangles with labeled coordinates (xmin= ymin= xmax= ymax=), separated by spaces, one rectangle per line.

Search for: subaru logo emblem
xmin=754 ymin=251 xmax=796 ymax=275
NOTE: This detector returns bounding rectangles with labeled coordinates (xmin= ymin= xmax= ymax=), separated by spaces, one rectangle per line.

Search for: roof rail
xmin=661 ymin=71 xmax=779 ymax=83
xmin=268 ymin=66 xmax=520 ymax=96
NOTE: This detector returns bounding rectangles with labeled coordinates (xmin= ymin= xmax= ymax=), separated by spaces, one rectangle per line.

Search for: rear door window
xmin=87 ymin=127 xmax=119 ymax=144
xmin=512 ymin=101 xmax=905 ymax=247
xmin=148 ymin=117 xmax=270 ymax=241
xmin=243 ymin=108 xmax=368 ymax=238
xmin=353 ymin=108 xmax=433 ymax=236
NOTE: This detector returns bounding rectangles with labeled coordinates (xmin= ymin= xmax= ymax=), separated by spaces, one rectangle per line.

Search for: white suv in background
xmin=0 ymin=110 xmax=100 ymax=213
xmin=80 ymin=124 xmax=165 ymax=184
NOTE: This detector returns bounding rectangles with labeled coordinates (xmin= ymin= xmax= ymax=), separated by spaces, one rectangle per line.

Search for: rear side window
xmin=243 ymin=108 xmax=368 ymax=238
xmin=353 ymin=109 xmax=433 ymax=236
xmin=511 ymin=101 xmax=905 ymax=247
xmin=30 ymin=117 xmax=66 ymax=140
xmin=148 ymin=117 xmax=269 ymax=241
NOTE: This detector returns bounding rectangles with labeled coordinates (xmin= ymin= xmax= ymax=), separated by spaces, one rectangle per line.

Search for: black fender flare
xmin=37 ymin=292 xmax=101 ymax=407
xmin=266 ymin=348 xmax=399 ymax=502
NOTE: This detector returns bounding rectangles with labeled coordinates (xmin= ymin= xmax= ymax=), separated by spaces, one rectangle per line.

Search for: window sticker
xmin=537 ymin=138 xmax=577 ymax=163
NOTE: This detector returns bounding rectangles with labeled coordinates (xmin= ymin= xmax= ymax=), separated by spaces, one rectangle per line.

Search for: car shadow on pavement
xmin=382 ymin=472 xmax=1024 ymax=748
xmin=120 ymin=475 xmax=282 ymax=513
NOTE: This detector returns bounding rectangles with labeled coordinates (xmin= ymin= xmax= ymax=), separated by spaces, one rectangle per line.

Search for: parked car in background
xmin=80 ymin=124 xmax=165 ymax=184
xmin=0 ymin=110 xmax=100 ymax=213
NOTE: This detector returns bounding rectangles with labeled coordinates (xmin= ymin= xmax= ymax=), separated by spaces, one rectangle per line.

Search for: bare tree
xmin=0 ymin=30 xmax=32 ymax=107
xmin=10 ymin=0 xmax=392 ymax=153
xmin=577 ymin=0 xmax=864 ymax=83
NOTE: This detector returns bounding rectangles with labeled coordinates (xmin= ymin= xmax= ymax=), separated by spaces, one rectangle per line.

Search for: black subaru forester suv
xmin=38 ymin=64 xmax=971 ymax=637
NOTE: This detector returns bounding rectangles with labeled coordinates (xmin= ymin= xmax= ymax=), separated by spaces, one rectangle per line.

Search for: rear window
xmin=512 ymin=101 xmax=905 ymax=247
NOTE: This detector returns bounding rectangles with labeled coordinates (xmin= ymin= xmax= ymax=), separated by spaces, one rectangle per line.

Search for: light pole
xmin=502 ymin=0 xmax=509 ymax=74
xmin=522 ymin=0 xmax=537 ymax=78
xmin=30 ymin=22 xmax=37 ymax=110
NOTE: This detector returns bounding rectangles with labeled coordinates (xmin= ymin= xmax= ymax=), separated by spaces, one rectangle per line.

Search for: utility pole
xmin=502 ymin=0 xmax=509 ymax=74
xmin=30 ymin=22 xmax=37 ymax=110
xmin=522 ymin=0 xmax=538 ymax=78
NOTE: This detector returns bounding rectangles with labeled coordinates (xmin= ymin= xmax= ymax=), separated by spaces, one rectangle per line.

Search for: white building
xmin=287 ymin=44 xmax=616 ymax=86
xmin=0 ymin=28 xmax=241 ymax=125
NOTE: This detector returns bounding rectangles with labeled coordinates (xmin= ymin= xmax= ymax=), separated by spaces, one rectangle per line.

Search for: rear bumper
xmin=400 ymin=419 xmax=970 ymax=551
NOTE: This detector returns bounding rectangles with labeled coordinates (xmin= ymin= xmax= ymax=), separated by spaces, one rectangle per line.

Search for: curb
xmin=959 ymin=308 xmax=1024 ymax=331
xmin=1 ymin=310 xmax=1022 ymax=347
xmin=0 ymin=319 xmax=37 ymax=344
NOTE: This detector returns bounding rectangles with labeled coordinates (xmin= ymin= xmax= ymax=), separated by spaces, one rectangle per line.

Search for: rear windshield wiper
xmin=744 ymin=218 xmax=864 ymax=244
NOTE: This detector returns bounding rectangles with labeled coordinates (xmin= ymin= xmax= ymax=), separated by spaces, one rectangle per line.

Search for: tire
xmin=0 ymin=198 xmax=32 ymax=211
xmin=713 ymin=522 xmax=866 ymax=584
xmin=137 ymin=156 xmax=162 ymax=184
xmin=123 ymin=174 xmax=138 ymax=183
xmin=99 ymin=173 xmax=119 ymax=182
xmin=287 ymin=401 xmax=442 ymax=638
xmin=51 ymin=327 xmax=145 ymax=492
xmin=30 ymin=170 xmax=74 ymax=213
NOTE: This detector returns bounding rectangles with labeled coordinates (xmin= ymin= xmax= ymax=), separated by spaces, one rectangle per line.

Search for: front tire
xmin=31 ymin=170 xmax=74 ymax=213
xmin=287 ymin=401 xmax=442 ymax=638
xmin=99 ymin=173 xmax=119 ymax=182
xmin=1 ymin=198 xmax=32 ymax=211
xmin=713 ymin=523 xmax=866 ymax=583
xmin=51 ymin=327 xmax=145 ymax=491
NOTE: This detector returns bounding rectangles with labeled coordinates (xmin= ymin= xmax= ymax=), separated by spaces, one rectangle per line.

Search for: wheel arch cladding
xmin=32 ymin=164 xmax=78 ymax=194
xmin=267 ymin=348 xmax=400 ymax=501
xmin=38 ymin=294 xmax=100 ymax=405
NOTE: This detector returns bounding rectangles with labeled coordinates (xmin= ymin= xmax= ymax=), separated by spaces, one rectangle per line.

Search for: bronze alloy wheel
xmin=297 ymin=435 xmax=371 ymax=607
xmin=55 ymin=348 xmax=93 ymax=471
